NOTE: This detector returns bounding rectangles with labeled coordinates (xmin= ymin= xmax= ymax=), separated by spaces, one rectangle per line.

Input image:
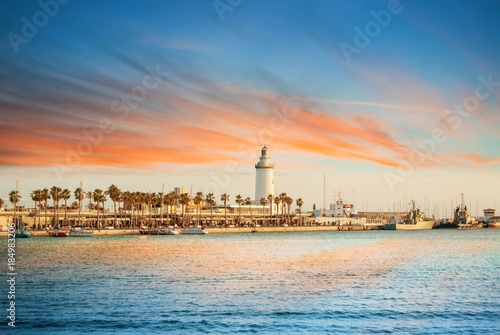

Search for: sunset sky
xmin=1 ymin=0 xmax=499 ymax=215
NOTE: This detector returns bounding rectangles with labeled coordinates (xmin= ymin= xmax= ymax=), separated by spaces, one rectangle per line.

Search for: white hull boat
xmin=182 ymin=228 xmax=208 ymax=235
xmin=69 ymin=229 xmax=93 ymax=237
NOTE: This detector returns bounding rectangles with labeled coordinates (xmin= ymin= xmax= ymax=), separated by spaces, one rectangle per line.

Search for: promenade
xmin=0 ymin=225 xmax=377 ymax=238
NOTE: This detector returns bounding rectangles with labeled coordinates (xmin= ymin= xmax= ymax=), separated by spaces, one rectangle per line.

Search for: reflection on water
xmin=6 ymin=230 xmax=500 ymax=334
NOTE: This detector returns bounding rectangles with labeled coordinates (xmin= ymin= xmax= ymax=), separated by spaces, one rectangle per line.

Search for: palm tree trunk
xmin=113 ymin=200 xmax=117 ymax=229
xmin=262 ymin=205 xmax=266 ymax=226
xmin=149 ymin=204 xmax=152 ymax=228
xmin=250 ymin=206 xmax=253 ymax=227
xmin=224 ymin=201 xmax=227 ymax=228
xmin=102 ymin=200 xmax=105 ymax=229
xmin=64 ymin=199 xmax=68 ymax=227
xmin=45 ymin=200 xmax=48 ymax=229
xmin=270 ymin=203 xmax=273 ymax=226
xmin=78 ymin=198 xmax=82 ymax=226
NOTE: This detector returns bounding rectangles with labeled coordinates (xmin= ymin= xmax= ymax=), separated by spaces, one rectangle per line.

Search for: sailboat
xmin=15 ymin=227 xmax=31 ymax=238
xmin=13 ymin=181 xmax=31 ymax=238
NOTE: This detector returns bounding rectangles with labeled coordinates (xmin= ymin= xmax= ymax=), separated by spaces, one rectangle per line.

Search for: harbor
xmin=2 ymin=148 xmax=498 ymax=238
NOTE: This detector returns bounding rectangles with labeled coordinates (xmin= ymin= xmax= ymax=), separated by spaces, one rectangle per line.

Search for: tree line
xmin=3 ymin=185 xmax=305 ymax=229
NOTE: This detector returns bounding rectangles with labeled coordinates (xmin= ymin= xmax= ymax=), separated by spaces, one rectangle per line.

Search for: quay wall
xmin=0 ymin=225 xmax=379 ymax=238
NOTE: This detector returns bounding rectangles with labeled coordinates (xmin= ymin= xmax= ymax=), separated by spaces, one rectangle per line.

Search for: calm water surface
xmin=1 ymin=230 xmax=499 ymax=334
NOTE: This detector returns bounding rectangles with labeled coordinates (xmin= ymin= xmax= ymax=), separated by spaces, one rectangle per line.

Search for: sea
xmin=1 ymin=229 xmax=499 ymax=334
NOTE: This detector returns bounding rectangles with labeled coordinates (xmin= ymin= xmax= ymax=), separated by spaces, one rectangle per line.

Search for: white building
xmin=255 ymin=146 xmax=274 ymax=201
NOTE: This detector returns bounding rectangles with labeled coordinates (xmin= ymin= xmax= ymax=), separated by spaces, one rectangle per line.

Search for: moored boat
xmin=49 ymin=230 xmax=68 ymax=237
xmin=69 ymin=229 xmax=93 ymax=237
xmin=140 ymin=228 xmax=179 ymax=235
xmin=384 ymin=201 xmax=434 ymax=230
xmin=15 ymin=227 xmax=31 ymax=238
xmin=182 ymin=228 xmax=208 ymax=235
xmin=438 ymin=194 xmax=481 ymax=229
xmin=159 ymin=229 xmax=179 ymax=235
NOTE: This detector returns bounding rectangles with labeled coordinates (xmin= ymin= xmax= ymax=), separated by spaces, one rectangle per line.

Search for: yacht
xmin=49 ymin=229 xmax=69 ymax=237
xmin=182 ymin=228 xmax=208 ymax=235
xmin=69 ymin=228 xmax=93 ymax=237
xmin=140 ymin=228 xmax=179 ymax=235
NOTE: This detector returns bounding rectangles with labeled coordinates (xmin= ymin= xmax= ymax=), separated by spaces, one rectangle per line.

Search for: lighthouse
xmin=255 ymin=146 xmax=274 ymax=201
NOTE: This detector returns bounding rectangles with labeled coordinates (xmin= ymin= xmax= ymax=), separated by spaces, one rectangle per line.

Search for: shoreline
xmin=1 ymin=225 xmax=377 ymax=237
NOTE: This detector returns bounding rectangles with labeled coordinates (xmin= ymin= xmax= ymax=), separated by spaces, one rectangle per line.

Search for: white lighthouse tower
xmin=255 ymin=146 xmax=274 ymax=201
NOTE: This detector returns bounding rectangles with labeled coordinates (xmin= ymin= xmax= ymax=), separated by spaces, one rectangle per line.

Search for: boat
xmin=139 ymin=228 xmax=179 ymax=235
xmin=438 ymin=194 xmax=481 ymax=229
xmin=437 ymin=219 xmax=458 ymax=229
xmin=49 ymin=229 xmax=69 ymax=237
xmin=160 ymin=229 xmax=179 ymax=235
xmin=362 ymin=223 xmax=385 ymax=230
xmin=384 ymin=201 xmax=435 ymax=230
xmin=69 ymin=229 xmax=93 ymax=237
xmin=15 ymin=227 xmax=31 ymax=238
xmin=182 ymin=228 xmax=208 ymax=235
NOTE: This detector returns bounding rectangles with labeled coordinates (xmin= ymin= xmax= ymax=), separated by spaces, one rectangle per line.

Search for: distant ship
xmin=438 ymin=194 xmax=480 ymax=229
xmin=384 ymin=201 xmax=435 ymax=230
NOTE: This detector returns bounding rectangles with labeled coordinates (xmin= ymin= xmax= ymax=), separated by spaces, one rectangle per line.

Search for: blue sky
xmin=1 ymin=0 xmax=499 ymax=214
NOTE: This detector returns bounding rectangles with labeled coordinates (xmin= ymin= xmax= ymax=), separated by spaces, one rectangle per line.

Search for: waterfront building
xmin=483 ymin=208 xmax=500 ymax=228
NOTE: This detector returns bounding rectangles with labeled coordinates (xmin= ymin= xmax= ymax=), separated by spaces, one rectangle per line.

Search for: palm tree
xmin=235 ymin=194 xmax=243 ymax=226
xmin=61 ymin=189 xmax=71 ymax=227
xmin=194 ymin=192 xmax=203 ymax=228
xmin=132 ymin=192 xmax=141 ymax=227
xmin=169 ymin=192 xmax=179 ymax=225
xmin=245 ymin=197 xmax=253 ymax=227
xmin=220 ymin=193 xmax=230 ymax=227
xmin=0 ymin=198 xmax=4 ymax=211
xmin=93 ymin=189 xmax=105 ymax=229
xmin=274 ymin=196 xmax=281 ymax=226
xmin=279 ymin=193 xmax=287 ymax=226
xmin=285 ymin=196 xmax=293 ymax=225
xmin=158 ymin=191 xmax=164 ymax=226
xmin=205 ymin=193 xmax=215 ymax=227
xmin=100 ymin=192 xmax=107 ymax=227
xmin=30 ymin=189 xmax=42 ymax=229
xmin=50 ymin=186 xmax=62 ymax=227
xmin=9 ymin=189 xmax=21 ymax=227
xmin=296 ymin=198 xmax=303 ymax=226
xmin=122 ymin=191 xmax=132 ymax=227
xmin=117 ymin=191 xmax=124 ymax=227
xmin=143 ymin=192 xmax=153 ymax=227
xmin=152 ymin=193 xmax=160 ymax=227
xmin=179 ymin=193 xmax=190 ymax=228
xmin=267 ymin=194 xmax=274 ymax=226
xmin=164 ymin=192 xmax=173 ymax=225
xmin=41 ymin=188 xmax=49 ymax=229
xmin=74 ymin=187 xmax=85 ymax=227
xmin=86 ymin=191 xmax=94 ymax=228
xmin=260 ymin=197 xmax=267 ymax=226
xmin=105 ymin=184 xmax=121 ymax=229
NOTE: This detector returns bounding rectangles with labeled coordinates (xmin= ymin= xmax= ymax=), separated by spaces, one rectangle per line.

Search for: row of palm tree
xmin=217 ymin=192 xmax=304 ymax=227
xmin=5 ymin=185 xmax=306 ymax=229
